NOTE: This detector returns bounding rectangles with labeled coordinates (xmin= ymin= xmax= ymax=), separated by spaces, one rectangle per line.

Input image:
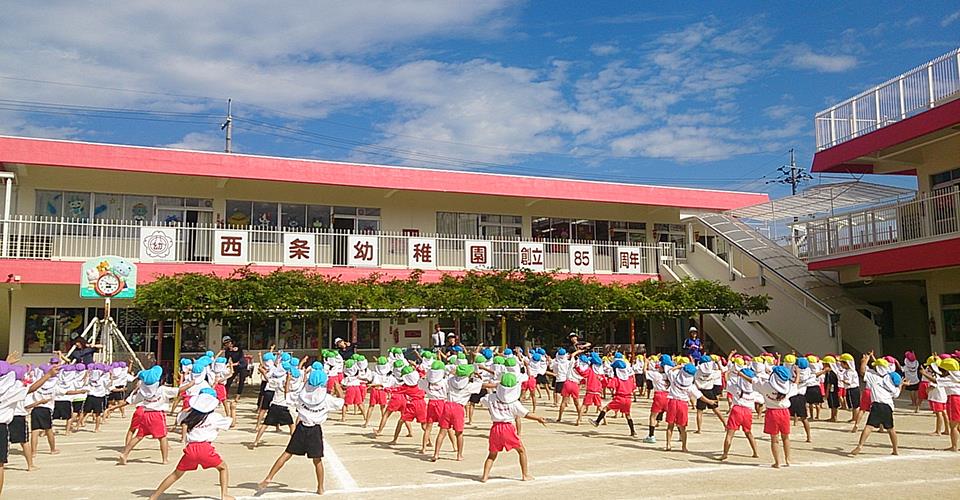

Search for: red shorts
xmin=608 ymin=395 xmax=632 ymax=414
xmin=665 ymin=399 xmax=689 ymax=427
xmin=326 ymin=373 xmax=343 ymax=393
xmin=176 ymin=442 xmax=222 ymax=471
xmin=402 ymin=399 xmax=427 ymax=423
xmin=489 ymin=421 xmax=523 ymax=452
xmin=386 ymin=391 xmax=406 ymax=412
xmin=344 ymin=386 xmax=364 ymax=405
xmin=561 ymin=381 xmax=580 ymax=398
xmin=918 ymin=381 xmax=929 ymax=401
xmin=369 ymin=388 xmax=387 ymax=406
xmin=128 ymin=405 xmax=145 ymax=431
xmin=583 ymin=392 xmax=602 ymax=407
xmin=838 ymin=387 xmax=846 ymax=399
xmin=763 ymin=408 xmax=790 ymax=436
xmin=859 ymin=388 xmax=872 ymax=412
xmin=651 ymin=391 xmax=668 ymax=414
xmin=136 ymin=410 xmax=168 ymax=439
xmin=930 ymin=400 xmax=947 ymax=412
xmin=426 ymin=399 xmax=445 ymax=423
xmin=819 ymin=383 xmax=826 ymax=396
xmin=725 ymin=405 xmax=753 ymax=432
xmin=948 ymin=395 xmax=960 ymax=423
xmin=182 ymin=395 xmax=191 ymax=411
xmin=439 ymin=401 xmax=465 ymax=431
xmin=214 ymin=384 xmax=227 ymax=402
xmin=523 ymin=376 xmax=537 ymax=391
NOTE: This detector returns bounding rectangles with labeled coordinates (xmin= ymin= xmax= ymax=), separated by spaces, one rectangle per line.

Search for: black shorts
xmin=264 ymin=404 xmax=293 ymax=426
xmin=286 ymin=422 xmax=324 ymax=458
xmin=804 ymin=386 xmax=824 ymax=405
xmin=788 ymin=394 xmax=807 ymax=418
xmin=52 ymin=401 xmax=73 ymax=420
xmin=109 ymin=390 xmax=126 ymax=401
xmin=845 ymin=388 xmax=861 ymax=409
xmin=259 ymin=390 xmax=275 ymax=410
xmin=645 ymin=380 xmax=653 ymax=390
xmin=8 ymin=415 xmax=28 ymax=444
xmin=0 ymin=424 xmax=7 ymax=464
xmin=696 ymin=387 xmax=719 ymax=410
xmin=827 ymin=391 xmax=841 ymax=409
xmin=866 ymin=402 xmax=894 ymax=430
xmin=82 ymin=396 xmax=106 ymax=415
xmin=469 ymin=388 xmax=488 ymax=405
xmin=554 ymin=381 xmax=565 ymax=394
xmin=904 ymin=383 xmax=920 ymax=392
xmin=226 ymin=372 xmax=246 ymax=396
xmin=30 ymin=407 xmax=53 ymax=430
xmin=71 ymin=401 xmax=84 ymax=413
xmin=536 ymin=374 xmax=548 ymax=385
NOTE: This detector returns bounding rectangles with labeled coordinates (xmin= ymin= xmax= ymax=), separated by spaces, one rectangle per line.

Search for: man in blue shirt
xmin=683 ymin=326 xmax=703 ymax=361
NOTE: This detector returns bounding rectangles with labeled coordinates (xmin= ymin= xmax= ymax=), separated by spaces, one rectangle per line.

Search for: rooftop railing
xmin=815 ymin=48 xmax=960 ymax=151
xmin=0 ymin=215 xmax=662 ymax=276
xmin=800 ymin=187 xmax=959 ymax=260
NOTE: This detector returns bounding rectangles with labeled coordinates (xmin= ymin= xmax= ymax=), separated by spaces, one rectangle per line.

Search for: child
xmin=390 ymin=365 xmax=427 ymax=446
xmin=340 ymin=359 xmax=364 ymax=422
xmin=851 ymin=354 xmax=903 ymax=456
xmin=51 ymin=364 xmax=78 ymax=434
xmin=921 ymin=356 xmax=949 ymax=436
xmin=466 ymin=352 xmax=491 ymax=425
xmin=694 ymin=354 xmax=725 ymax=433
xmin=838 ymin=353 xmax=861 ymax=425
xmin=433 ymin=364 xmax=482 ymax=462
xmin=582 ymin=354 xmax=605 ymax=417
xmin=256 ymin=352 xmax=280 ymax=428
xmin=554 ymin=351 xmax=586 ymax=425
xmin=591 ymin=359 xmax=637 ymax=436
xmin=258 ymin=367 xmax=344 ymax=496
xmin=148 ymin=388 xmax=233 ymax=500
xmin=7 ymin=365 xmax=34 ymax=472
xmin=480 ymin=373 xmax=546 ymax=482
xmin=106 ymin=361 xmax=133 ymax=418
xmin=643 ymin=355 xmax=670 ymax=444
xmin=718 ymin=367 xmax=760 ymax=461
xmin=420 ymin=360 xmax=447 ymax=454
xmin=760 ymin=365 xmax=795 ymax=468
xmin=902 ymin=351 xmax=922 ymax=413
xmin=373 ymin=360 xmax=409 ymax=438
xmin=935 ymin=357 xmax=960 ymax=451
xmin=788 ymin=356 xmax=812 ymax=442
xmin=665 ymin=362 xmax=716 ymax=452
xmin=253 ymin=362 xmax=296 ymax=447
xmin=822 ymin=356 xmax=841 ymax=422
xmin=362 ymin=357 xmax=390 ymax=428
xmin=0 ymin=361 xmax=59 ymax=496
xmin=211 ymin=357 xmax=232 ymax=416
xmin=28 ymin=363 xmax=60 ymax=458
xmin=118 ymin=365 xmax=180 ymax=465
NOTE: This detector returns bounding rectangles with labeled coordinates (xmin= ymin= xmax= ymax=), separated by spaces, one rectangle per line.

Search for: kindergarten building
xmin=0 ymin=135 xmax=766 ymax=364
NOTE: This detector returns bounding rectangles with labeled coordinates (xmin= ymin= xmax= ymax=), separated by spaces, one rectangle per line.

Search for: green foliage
xmin=135 ymin=269 xmax=768 ymax=328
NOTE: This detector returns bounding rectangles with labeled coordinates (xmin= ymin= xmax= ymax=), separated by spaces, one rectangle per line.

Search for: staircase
xmin=667 ymin=213 xmax=881 ymax=356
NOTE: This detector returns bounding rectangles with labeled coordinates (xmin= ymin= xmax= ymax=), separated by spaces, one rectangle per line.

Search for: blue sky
xmin=1 ymin=1 xmax=958 ymax=198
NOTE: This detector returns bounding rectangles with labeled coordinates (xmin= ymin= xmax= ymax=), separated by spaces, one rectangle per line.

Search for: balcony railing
xmin=0 ymin=215 xmax=662 ymax=276
xmin=815 ymin=47 xmax=960 ymax=151
xmin=801 ymin=187 xmax=960 ymax=260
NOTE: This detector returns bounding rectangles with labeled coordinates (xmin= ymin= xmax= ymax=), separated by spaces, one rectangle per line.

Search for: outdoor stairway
xmin=669 ymin=213 xmax=880 ymax=356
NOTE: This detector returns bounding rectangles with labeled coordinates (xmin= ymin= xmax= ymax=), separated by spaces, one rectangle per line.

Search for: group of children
xmin=2 ymin=341 xmax=959 ymax=498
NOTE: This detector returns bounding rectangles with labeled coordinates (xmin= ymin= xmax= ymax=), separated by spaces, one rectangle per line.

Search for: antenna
xmin=221 ymin=98 xmax=233 ymax=153
xmin=766 ymin=148 xmax=812 ymax=195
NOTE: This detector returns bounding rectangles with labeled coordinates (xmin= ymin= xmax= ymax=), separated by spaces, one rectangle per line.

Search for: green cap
xmin=422 ymin=351 xmax=435 ymax=359
xmin=500 ymin=373 xmax=518 ymax=388
xmin=431 ymin=360 xmax=445 ymax=370
xmin=377 ymin=356 xmax=388 ymax=365
xmin=323 ymin=350 xmax=336 ymax=358
xmin=474 ymin=354 xmax=487 ymax=364
xmin=456 ymin=364 xmax=475 ymax=377
xmin=352 ymin=354 xmax=365 ymax=361
xmin=393 ymin=359 xmax=406 ymax=368
xmin=344 ymin=359 xmax=356 ymax=369
xmin=504 ymin=357 xmax=517 ymax=367
xmin=456 ymin=352 xmax=466 ymax=360
xmin=493 ymin=356 xmax=505 ymax=365
xmin=401 ymin=365 xmax=414 ymax=375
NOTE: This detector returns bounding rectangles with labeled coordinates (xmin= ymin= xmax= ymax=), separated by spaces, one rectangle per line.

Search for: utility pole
xmin=221 ymin=98 xmax=233 ymax=153
xmin=768 ymin=148 xmax=812 ymax=195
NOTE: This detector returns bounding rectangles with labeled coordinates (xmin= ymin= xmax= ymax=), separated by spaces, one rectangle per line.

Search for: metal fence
xmin=802 ymin=187 xmax=959 ymax=259
xmin=815 ymin=47 xmax=960 ymax=151
xmin=0 ymin=215 xmax=662 ymax=275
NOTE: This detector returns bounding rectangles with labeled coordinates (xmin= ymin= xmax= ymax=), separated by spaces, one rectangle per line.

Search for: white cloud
xmin=941 ymin=11 xmax=960 ymax=27
xmin=589 ymin=43 xmax=620 ymax=56
xmin=164 ymin=132 xmax=223 ymax=152
xmin=784 ymin=44 xmax=857 ymax=73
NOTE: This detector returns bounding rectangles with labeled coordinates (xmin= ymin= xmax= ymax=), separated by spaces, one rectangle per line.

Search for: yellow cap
xmin=925 ymin=355 xmax=938 ymax=366
xmin=807 ymin=355 xmax=820 ymax=363
xmin=710 ymin=354 xmax=719 ymax=362
xmin=733 ymin=357 xmax=744 ymax=366
xmin=784 ymin=354 xmax=797 ymax=364
xmin=764 ymin=355 xmax=775 ymax=364
xmin=873 ymin=358 xmax=889 ymax=368
xmin=822 ymin=355 xmax=836 ymax=364
xmin=839 ymin=353 xmax=854 ymax=362
xmin=940 ymin=358 xmax=959 ymax=372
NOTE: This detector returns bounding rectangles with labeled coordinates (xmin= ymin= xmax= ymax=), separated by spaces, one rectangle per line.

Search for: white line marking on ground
xmin=323 ymin=438 xmax=358 ymax=490
xmin=236 ymin=451 xmax=960 ymax=498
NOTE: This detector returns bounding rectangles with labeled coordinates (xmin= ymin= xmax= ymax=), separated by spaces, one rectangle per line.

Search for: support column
xmin=629 ymin=317 xmax=636 ymax=358
xmin=1 ymin=174 xmax=13 ymax=258
xmin=173 ymin=319 xmax=182 ymax=385
xmin=500 ymin=316 xmax=507 ymax=349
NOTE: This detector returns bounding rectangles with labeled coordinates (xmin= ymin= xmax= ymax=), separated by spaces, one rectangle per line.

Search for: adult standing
xmin=683 ymin=326 xmax=703 ymax=361
xmin=335 ymin=337 xmax=355 ymax=359
xmin=67 ymin=337 xmax=100 ymax=365
xmin=431 ymin=324 xmax=445 ymax=351
xmin=567 ymin=332 xmax=592 ymax=353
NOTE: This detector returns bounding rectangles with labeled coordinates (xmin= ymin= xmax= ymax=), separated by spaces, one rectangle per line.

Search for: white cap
xmin=334 ymin=337 xmax=343 ymax=344
xmin=446 ymin=333 xmax=456 ymax=338
xmin=689 ymin=326 xmax=698 ymax=332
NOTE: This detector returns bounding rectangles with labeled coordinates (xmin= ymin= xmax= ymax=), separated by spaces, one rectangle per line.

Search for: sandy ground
xmin=4 ymin=392 xmax=959 ymax=499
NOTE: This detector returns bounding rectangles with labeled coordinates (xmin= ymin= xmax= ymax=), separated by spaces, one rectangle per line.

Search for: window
xmin=438 ymin=212 xmax=521 ymax=238
xmin=225 ymin=200 xmax=253 ymax=226
xmin=180 ymin=321 xmax=208 ymax=353
xmin=24 ymin=307 xmax=147 ymax=353
xmin=35 ymin=190 xmax=207 ymax=225
xmin=944 ymin=293 xmax=960 ymax=343
xmin=932 ymin=167 xmax=960 ymax=190
xmin=356 ymin=320 xmax=381 ymax=350
xmin=610 ymin=221 xmax=647 ymax=244
xmin=63 ymin=192 xmax=91 ymax=219
xmin=281 ymin=204 xmax=307 ymax=230
xmin=25 ymin=308 xmax=58 ymax=353
xmin=278 ymin=318 xmax=305 ymax=349
xmin=533 ymin=217 xmax=643 ymax=242
xmin=655 ymin=223 xmax=686 ymax=248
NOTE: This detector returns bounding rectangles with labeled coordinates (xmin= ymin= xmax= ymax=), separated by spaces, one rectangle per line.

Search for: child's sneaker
xmin=643 ymin=435 xmax=656 ymax=444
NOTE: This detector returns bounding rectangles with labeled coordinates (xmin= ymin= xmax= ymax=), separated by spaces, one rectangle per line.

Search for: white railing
xmin=801 ymin=187 xmax=960 ymax=259
xmin=0 ymin=215 xmax=663 ymax=276
xmin=815 ymin=47 xmax=960 ymax=151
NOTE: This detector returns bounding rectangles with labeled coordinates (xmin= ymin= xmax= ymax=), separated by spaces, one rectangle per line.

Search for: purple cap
xmin=49 ymin=357 xmax=61 ymax=364
xmin=0 ymin=361 xmax=11 ymax=376
xmin=39 ymin=363 xmax=52 ymax=373
xmin=12 ymin=365 xmax=28 ymax=380
xmin=75 ymin=363 xmax=86 ymax=371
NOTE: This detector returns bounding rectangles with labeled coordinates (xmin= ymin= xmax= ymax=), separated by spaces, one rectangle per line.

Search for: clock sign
xmin=80 ymin=256 xmax=138 ymax=299
xmin=94 ymin=273 xmax=123 ymax=297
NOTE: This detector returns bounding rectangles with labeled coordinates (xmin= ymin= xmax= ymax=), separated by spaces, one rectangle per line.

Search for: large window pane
xmin=181 ymin=320 xmax=208 ymax=353
xmin=225 ymin=200 xmax=253 ymax=226
xmin=458 ymin=213 xmax=479 ymax=236
xmin=307 ymin=205 xmax=331 ymax=231
xmin=281 ymin=204 xmax=307 ymax=230
xmin=223 ymin=321 xmax=250 ymax=349
xmin=437 ymin=212 xmax=457 ymax=235
xmin=356 ymin=320 xmax=380 ymax=350
xmin=357 ymin=218 xmax=379 ymax=233
xmin=63 ymin=192 xmax=91 ymax=219
xmin=24 ymin=308 xmax=57 ymax=353
xmin=93 ymin=193 xmax=123 ymax=220
xmin=58 ymin=308 xmax=86 ymax=348
xmin=278 ymin=318 xmax=304 ymax=349
xmin=252 ymin=202 xmax=278 ymax=228
xmin=304 ymin=319 xmax=322 ymax=350
xmin=35 ymin=190 xmax=63 ymax=217
xmin=124 ymin=195 xmax=155 ymax=223
xmin=249 ymin=319 xmax=276 ymax=350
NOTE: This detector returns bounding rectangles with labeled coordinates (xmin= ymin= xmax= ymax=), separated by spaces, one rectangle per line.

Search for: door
xmin=332 ymin=217 xmax=354 ymax=265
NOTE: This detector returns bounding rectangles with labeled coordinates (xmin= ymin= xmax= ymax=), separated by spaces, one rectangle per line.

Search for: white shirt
xmin=178 ymin=411 xmax=231 ymax=443
xmin=864 ymin=372 xmax=900 ymax=409
xmin=841 ymin=365 xmax=860 ymax=389
xmin=295 ymin=394 xmax=344 ymax=427
xmin=551 ymin=358 xmax=570 ymax=382
xmin=419 ymin=378 xmax=448 ymax=400
xmin=35 ymin=378 xmax=58 ymax=409
xmin=127 ymin=386 xmax=179 ymax=412
xmin=483 ymin=394 xmax=528 ymax=423
xmin=666 ymin=371 xmax=703 ymax=401
xmin=760 ymin=380 xmax=796 ymax=409
xmin=729 ymin=375 xmax=759 ymax=408
xmin=446 ymin=378 xmax=482 ymax=405
xmin=0 ymin=385 xmax=28 ymax=424
xmin=645 ymin=370 xmax=668 ymax=392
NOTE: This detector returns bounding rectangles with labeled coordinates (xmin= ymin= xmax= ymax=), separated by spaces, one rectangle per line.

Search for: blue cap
xmin=199 ymin=387 xmax=217 ymax=398
xmin=482 ymin=348 xmax=494 ymax=359
xmin=263 ymin=352 xmax=276 ymax=362
xmin=308 ymin=368 xmax=328 ymax=387
xmin=772 ymin=365 xmax=791 ymax=382
xmin=281 ymin=352 xmax=292 ymax=362
xmin=796 ymin=358 xmax=809 ymax=369
xmin=556 ymin=348 xmax=567 ymax=356
xmin=290 ymin=357 xmax=300 ymax=366
xmin=536 ymin=348 xmax=546 ymax=355
xmin=503 ymin=348 xmax=513 ymax=356
xmin=682 ymin=363 xmax=697 ymax=375
xmin=453 ymin=346 xmax=463 ymax=352
xmin=138 ymin=365 xmax=162 ymax=385
xmin=179 ymin=358 xmax=192 ymax=366
xmin=216 ymin=357 xmax=227 ymax=364
xmin=660 ymin=354 xmax=675 ymax=367
xmin=290 ymin=367 xmax=302 ymax=379
xmin=578 ymin=355 xmax=590 ymax=363
xmin=281 ymin=361 xmax=292 ymax=372
xmin=741 ymin=368 xmax=756 ymax=379
xmin=612 ymin=359 xmax=627 ymax=369
xmin=889 ymin=372 xmax=902 ymax=386
xmin=532 ymin=353 xmax=542 ymax=362
xmin=700 ymin=354 xmax=712 ymax=363
xmin=614 ymin=352 xmax=624 ymax=359
xmin=191 ymin=362 xmax=207 ymax=374
xmin=205 ymin=350 xmax=214 ymax=358
xmin=591 ymin=356 xmax=602 ymax=366
xmin=311 ymin=361 xmax=322 ymax=370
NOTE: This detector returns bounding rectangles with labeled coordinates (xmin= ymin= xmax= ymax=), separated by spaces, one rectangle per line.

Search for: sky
xmin=0 ymin=1 xmax=958 ymax=198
